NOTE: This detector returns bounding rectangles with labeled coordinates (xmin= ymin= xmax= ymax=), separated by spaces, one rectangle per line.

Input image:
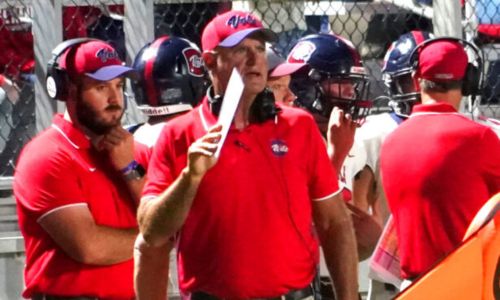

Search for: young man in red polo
xmin=137 ymin=10 xmax=359 ymax=300
xmin=14 ymin=39 xmax=144 ymax=299
xmin=380 ymin=38 xmax=500 ymax=289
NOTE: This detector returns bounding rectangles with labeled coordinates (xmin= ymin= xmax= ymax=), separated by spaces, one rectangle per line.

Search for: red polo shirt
xmin=14 ymin=115 xmax=137 ymax=299
xmin=143 ymin=98 xmax=340 ymax=298
xmin=380 ymin=103 xmax=500 ymax=279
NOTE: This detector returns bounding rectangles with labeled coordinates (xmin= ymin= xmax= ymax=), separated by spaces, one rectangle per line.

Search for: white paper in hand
xmin=214 ymin=68 xmax=244 ymax=158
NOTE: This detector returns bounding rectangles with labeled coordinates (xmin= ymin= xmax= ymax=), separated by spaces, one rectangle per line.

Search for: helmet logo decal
xmin=288 ymin=41 xmax=316 ymax=63
xmin=396 ymin=38 xmax=414 ymax=55
xmin=182 ymin=48 xmax=204 ymax=77
xmin=270 ymin=139 xmax=288 ymax=157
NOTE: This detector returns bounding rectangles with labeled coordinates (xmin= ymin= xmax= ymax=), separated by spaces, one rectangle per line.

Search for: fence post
xmin=32 ymin=0 xmax=63 ymax=132
xmin=124 ymin=0 xmax=154 ymax=65
xmin=122 ymin=0 xmax=153 ymax=125
xmin=433 ymin=0 xmax=462 ymax=38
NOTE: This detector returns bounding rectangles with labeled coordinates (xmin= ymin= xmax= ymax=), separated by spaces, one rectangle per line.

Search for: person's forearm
xmin=138 ymin=167 xmax=202 ymax=246
xmin=318 ymin=215 xmax=359 ymax=300
xmin=329 ymin=149 xmax=349 ymax=175
xmin=75 ymin=226 xmax=138 ymax=265
xmin=134 ymin=235 xmax=171 ymax=300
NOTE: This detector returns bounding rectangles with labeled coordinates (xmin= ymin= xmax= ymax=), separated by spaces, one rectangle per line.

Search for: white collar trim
xmin=51 ymin=124 xmax=80 ymax=149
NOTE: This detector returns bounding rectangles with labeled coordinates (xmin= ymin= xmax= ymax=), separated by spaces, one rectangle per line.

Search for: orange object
xmin=395 ymin=193 xmax=500 ymax=300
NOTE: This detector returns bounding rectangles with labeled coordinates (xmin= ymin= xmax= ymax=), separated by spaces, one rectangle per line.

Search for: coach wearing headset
xmin=380 ymin=38 xmax=500 ymax=289
xmin=14 ymin=39 xmax=143 ymax=300
xmin=137 ymin=10 xmax=358 ymax=300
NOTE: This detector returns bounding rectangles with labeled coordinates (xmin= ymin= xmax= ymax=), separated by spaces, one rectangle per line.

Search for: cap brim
xmin=270 ymin=62 xmax=307 ymax=78
xmin=219 ymin=28 xmax=278 ymax=48
xmin=268 ymin=56 xmax=286 ymax=72
xmin=86 ymin=65 xmax=137 ymax=81
xmin=267 ymin=48 xmax=285 ymax=71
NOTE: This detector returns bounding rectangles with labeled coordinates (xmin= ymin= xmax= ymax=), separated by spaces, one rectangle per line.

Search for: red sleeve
xmin=14 ymin=148 xmax=87 ymax=219
xmin=141 ymin=128 xmax=175 ymax=198
xmin=479 ymin=128 xmax=500 ymax=195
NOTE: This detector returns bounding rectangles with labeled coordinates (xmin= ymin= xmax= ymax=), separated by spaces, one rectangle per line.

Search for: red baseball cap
xmin=418 ymin=40 xmax=468 ymax=82
xmin=61 ymin=40 xmax=135 ymax=81
xmin=201 ymin=10 xmax=278 ymax=52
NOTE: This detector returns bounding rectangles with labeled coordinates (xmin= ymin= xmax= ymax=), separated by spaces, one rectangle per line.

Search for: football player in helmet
xmin=278 ymin=33 xmax=371 ymax=132
xmin=274 ymin=33 xmax=373 ymax=298
xmin=131 ymin=35 xmax=206 ymax=150
xmin=382 ymin=30 xmax=434 ymax=117
xmin=131 ymin=35 xmax=206 ymax=300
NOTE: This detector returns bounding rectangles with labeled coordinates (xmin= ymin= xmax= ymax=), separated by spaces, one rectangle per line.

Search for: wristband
xmin=120 ymin=160 xmax=139 ymax=175
xmin=121 ymin=160 xmax=146 ymax=181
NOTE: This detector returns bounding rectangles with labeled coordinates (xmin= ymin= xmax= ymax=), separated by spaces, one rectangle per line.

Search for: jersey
xmin=133 ymin=122 xmax=167 ymax=167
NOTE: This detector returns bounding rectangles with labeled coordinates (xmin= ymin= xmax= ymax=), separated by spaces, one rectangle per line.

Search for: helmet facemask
xmin=383 ymin=67 xmax=420 ymax=116
xmin=292 ymin=67 xmax=371 ymax=124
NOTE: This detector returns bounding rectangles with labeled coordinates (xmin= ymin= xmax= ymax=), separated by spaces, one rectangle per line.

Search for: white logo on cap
xmin=434 ymin=73 xmax=454 ymax=79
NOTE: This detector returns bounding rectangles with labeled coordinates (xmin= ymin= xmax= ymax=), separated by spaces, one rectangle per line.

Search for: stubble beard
xmin=76 ymin=93 xmax=124 ymax=135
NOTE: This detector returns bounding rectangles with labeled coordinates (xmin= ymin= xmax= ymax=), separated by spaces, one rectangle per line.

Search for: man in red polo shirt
xmin=380 ymin=38 xmax=500 ymax=286
xmin=137 ymin=10 xmax=358 ymax=300
xmin=14 ymin=39 xmax=144 ymax=299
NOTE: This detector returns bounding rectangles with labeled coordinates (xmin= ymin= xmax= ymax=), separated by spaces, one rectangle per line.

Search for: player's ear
xmin=412 ymin=71 xmax=421 ymax=92
xmin=203 ymin=52 xmax=217 ymax=71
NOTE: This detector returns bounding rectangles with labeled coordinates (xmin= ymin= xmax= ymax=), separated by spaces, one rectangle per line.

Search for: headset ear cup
xmin=45 ymin=37 xmax=98 ymax=101
xmin=250 ymin=88 xmax=278 ymax=123
xmin=462 ymin=63 xmax=479 ymax=96
xmin=46 ymin=67 xmax=68 ymax=101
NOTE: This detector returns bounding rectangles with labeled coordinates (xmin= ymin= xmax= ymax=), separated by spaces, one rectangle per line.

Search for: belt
xmin=32 ymin=295 xmax=98 ymax=300
xmin=191 ymin=285 xmax=314 ymax=300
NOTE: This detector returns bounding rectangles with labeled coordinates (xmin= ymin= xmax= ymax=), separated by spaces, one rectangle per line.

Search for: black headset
xmin=408 ymin=37 xmax=483 ymax=97
xmin=46 ymin=37 xmax=98 ymax=101
xmin=208 ymin=86 xmax=280 ymax=123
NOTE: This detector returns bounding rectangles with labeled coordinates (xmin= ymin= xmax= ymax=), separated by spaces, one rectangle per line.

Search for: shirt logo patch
xmin=270 ymin=139 xmax=288 ymax=157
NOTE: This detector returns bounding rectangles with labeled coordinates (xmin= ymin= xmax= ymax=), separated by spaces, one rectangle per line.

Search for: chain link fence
xmin=1 ymin=0 xmax=499 ymax=179
xmin=0 ymin=0 xmax=499 ymax=195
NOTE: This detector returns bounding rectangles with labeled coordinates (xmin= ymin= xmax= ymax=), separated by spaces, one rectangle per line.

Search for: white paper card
xmin=214 ymin=68 xmax=244 ymax=158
